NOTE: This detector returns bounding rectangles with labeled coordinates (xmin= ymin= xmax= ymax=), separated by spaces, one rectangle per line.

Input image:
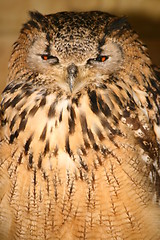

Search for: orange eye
xmin=41 ymin=55 xmax=49 ymax=60
xmin=95 ymin=55 xmax=109 ymax=62
xmin=101 ymin=56 xmax=107 ymax=62
xmin=87 ymin=55 xmax=109 ymax=65
xmin=40 ymin=54 xmax=59 ymax=64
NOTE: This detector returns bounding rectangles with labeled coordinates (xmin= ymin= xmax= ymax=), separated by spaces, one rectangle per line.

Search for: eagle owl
xmin=0 ymin=11 xmax=160 ymax=240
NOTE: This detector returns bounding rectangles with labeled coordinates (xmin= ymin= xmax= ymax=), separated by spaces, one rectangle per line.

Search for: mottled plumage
xmin=0 ymin=11 xmax=160 ymax=239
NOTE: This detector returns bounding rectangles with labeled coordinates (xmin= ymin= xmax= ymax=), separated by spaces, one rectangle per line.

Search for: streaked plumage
xmin=0 ymin=11 xmax=160 ymax=239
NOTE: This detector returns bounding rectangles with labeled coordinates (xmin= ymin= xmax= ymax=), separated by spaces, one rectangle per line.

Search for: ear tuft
xmin=107 ymin=16 xmax=131 ymax=34
xmin=29 ymin=11 xmax=45 ymax=21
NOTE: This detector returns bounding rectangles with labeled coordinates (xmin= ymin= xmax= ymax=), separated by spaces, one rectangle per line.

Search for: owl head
xmin=8 ymin=11 xmax=152 ymax=95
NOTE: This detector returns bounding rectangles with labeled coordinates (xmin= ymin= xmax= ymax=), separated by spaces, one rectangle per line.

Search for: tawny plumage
xmin=0 ymin=11 xmax=160 ymax=239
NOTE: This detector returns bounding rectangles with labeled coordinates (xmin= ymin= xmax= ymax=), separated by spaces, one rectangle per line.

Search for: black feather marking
xmin=79 ymin=156 xmax=88 ymax=172
xmin=68 ymin=106 xmax=76 ymax=134
xmin=59 ymin=109 xmax=63 ymax=122
xmin=42 ymin=171 xmax=47 ymax=180
xmin=45 ymin=32 xmax=51 ymax=54
xmin=24 ymin=135 xmax=33 ymax=154
xmin=156 ymin=114 xmax=160 ymax=126
xmin=98 ymin=95 xmax=111 ymax=117
xmin=99 ymin=83 xmax=107 ymax=90
xmin=21 ymin=78 xmax=35 ymax=90
xmin=68 ymin=181 xmax=74 ymax=199
xmin=93 ymin=143 xmax=99 ymax=151
xmin=3 ymin=99 xmax=11 ymax=110
xmin=96 ymin=128 xmax=105 ymax=141
xmin=21 ymin=23 xmax=32 ymax=32
xmin=28 ymin=20 xmax=40 ymax=30
xmin=146 ymin=96 xmax=153 ymax=109
xmin=34 ymin=168 xmax=37 ymax=188
xmin=84 ymin=138 xmax=90 ymax=149
xmin=28 ymin=153 xmax=33 ymax=169
xmin=20 ymin=109 xmax=27 ymax=119
xmin=44 ymin=140 xmax=49 ymax=155
xmin=1 ymin=118 xmax=7 ymax=127
xmin=2 ymin=82 xmax=14 ymax=93
xmin=79 ymin=169 xmax=83 ymax=180
xmin=80 ymin=146 xmax=87 ymax=156
xmin=71 ymin=96 xmax=80 ymax=106
xmin=10 ymin=115 xmax=17 ymax=131
xmin=53 ymin=145 xmax=58 ymax=156
xmin=113 ymin=115 xmax=119 ymax=125
xmin=40 ymin=124 xmax=47 ymax=141
xmin=65 ymin=136 xmax=72 ymax=156
xmin=53 ymin=174 xmax=58 ymax=201
xmin=87 ymin=129 xmax=99 ymax=151
xmin=28 ymin=11 xmax=50 ymax=34
xmin=48 ymin=102 xmax=56 ymax=118
xmin=80 ymin=114 xmax=88 ymax=134
xmin=9 ymin=130 xmax=19 ymax=144
xmin=29 ymin=11 xmax=44 ymax=21
xmin=88 ymin=90 xmax=99 ymax=114
xmin=128 ymin=100 xmax=136 ymax=111
xmin=97 ymin=155 xmax=103 ymax=166
xmin=38 ymin=154 xmax=42 ymax=169
xmin=123 ymin=110 xmax=130 ymax=118
xmin=19 ymin=118 xmax=27 ymax=132
xmin=29 ymin=105 xmax=39 ymax=116
xmin=79 ymin=114 xmax=91 ymax=149
xmin=100 ymin=118 xmax=117 ymax=135
xmin=107 ymin=17 xmax=131 ymax=34
xmin=112 ymin=92 xmax=122 ymax=106
xmin=10 ymin=83 xmax=23 ymax=93
xmin=12 ymin=41 xmax=19 ymax=49
xmin=40 ymin=97 xmax=46 ymax=107
xmin=22 ymin=15 xmax=40 ymax=32
xmin=30 ymin=11 xmax=50 ymax=33
xmin=70 ymin=106 xmax=76 ymax=121
xmin=149 ymin=77 xmax=159 ymax=91
xmin=18 ymin=152 xmax=23 ymax=164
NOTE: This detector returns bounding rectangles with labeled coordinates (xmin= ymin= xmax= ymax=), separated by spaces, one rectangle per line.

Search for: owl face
xmin=9 ymin=11 xmax=150 ymax=95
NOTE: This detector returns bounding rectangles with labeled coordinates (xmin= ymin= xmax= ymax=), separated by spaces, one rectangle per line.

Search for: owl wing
xmin=151 ymin=65 xmax=160 ymax=203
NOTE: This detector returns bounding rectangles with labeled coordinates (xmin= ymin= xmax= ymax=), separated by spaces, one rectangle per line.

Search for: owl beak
xmin=67 ymin=63 xmax=78 ymax=92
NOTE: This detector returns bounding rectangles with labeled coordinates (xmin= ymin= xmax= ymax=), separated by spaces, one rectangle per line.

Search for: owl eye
xmin=41 ymin=54 xmax=59 ymax=64
xmin=87 ymin=55 xmax=109 ymax=64
xmin=95 ymin=55 xmax=109 ymax=62
xmin=41 ymin=54 xmax=49 ymax=60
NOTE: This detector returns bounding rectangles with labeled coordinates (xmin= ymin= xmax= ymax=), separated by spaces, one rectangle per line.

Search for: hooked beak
xmin=67 ymin=63 xmax=78 ymax=92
